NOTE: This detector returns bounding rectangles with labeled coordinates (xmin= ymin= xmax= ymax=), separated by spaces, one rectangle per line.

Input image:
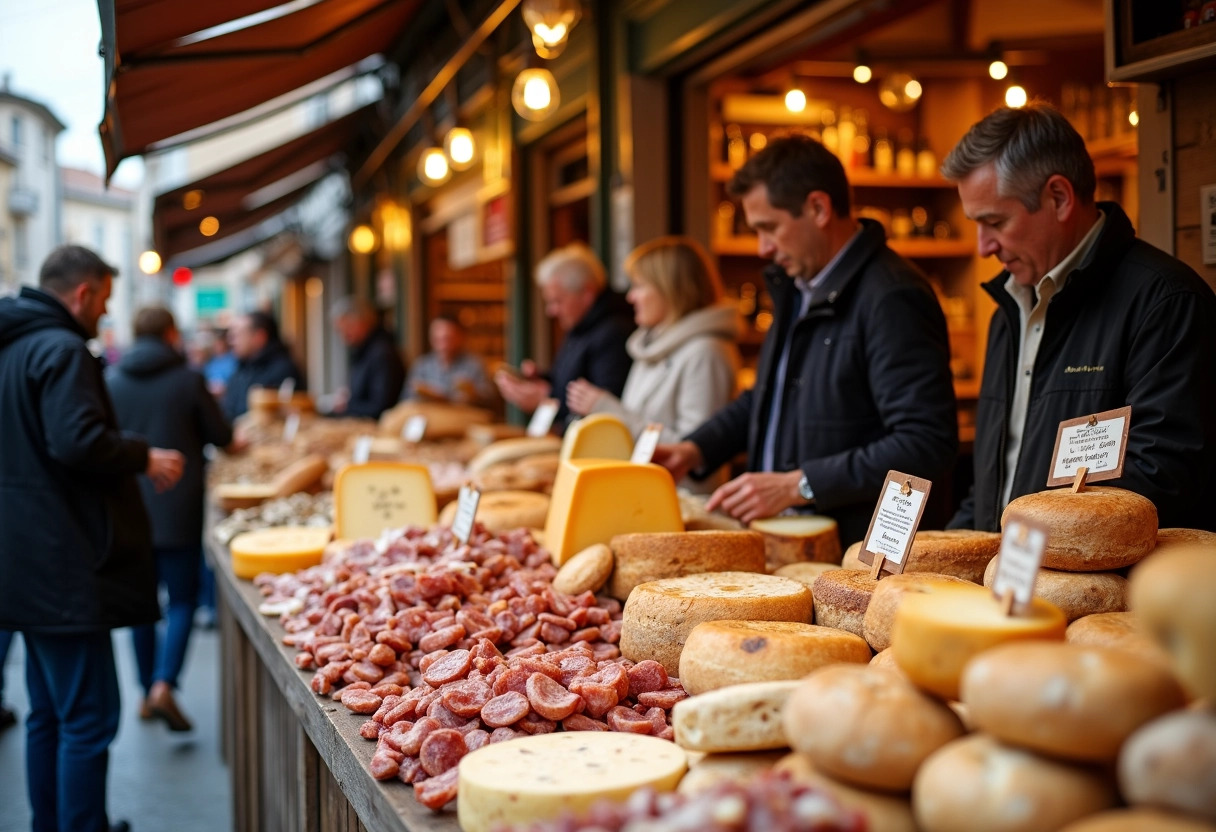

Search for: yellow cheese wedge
xmin=229 ymin=526 xmax=332 ymax=579
xmin=559 ymin=413 xmax=634 ymax=462
xmin=457 ymin=732 xmax=687 ymax=832
xmin=332 ymin=462 xmax=436 ymax=540
xmin=544 ymin=459 xmax=683 ymax=565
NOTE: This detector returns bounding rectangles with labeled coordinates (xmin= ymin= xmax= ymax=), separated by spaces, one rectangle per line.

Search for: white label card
xmin=992 ymin=515 xmax=1049 ymax=615
xmin=403 ymin=415 xmax=427 ymax=444
xmin=1046 ymin=406 xmax=1132 ymax=487
xmin=858 ymin=471 xmax=933 ymax=576
xmin=277 ymin=377 xmax=296 ymax=403
xmin=282 ymin=412 xmax=300 ymax=442
xmin=353 ymin=435 xmax=373 ymax=465
xmin=630 ymin=423 xmax=663 ymax=464
xmin=451 ymin=484 xmax=481 ymax=544
xmin=527 ymin=399 xmax=560 ymax=437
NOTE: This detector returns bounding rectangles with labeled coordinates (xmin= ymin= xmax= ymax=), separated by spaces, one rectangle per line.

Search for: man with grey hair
xmin=942 ymin=102 xmax=1216 ymax=532
xmin=331 ymin=296 xmax=405 ymax=419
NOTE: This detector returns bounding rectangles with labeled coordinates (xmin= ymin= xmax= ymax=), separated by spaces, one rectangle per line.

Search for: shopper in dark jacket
xmin=331 ymin=296 xmax=405 ymax=418
xmin=0 ymin=245 xmax=184 ymax=832
xmin=107 ymin=306 xmax=235 ymax=731
xmin=942 ymin=103 xmax=1216 ymax=531
xmin=656 ymin=137 xmax=957 ymax=545
xmin=222 ymin=310 xmax=305 ymax=420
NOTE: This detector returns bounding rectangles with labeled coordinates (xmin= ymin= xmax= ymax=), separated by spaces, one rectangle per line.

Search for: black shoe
xmin=0 ymin=705 xmax=16 ymax=731
xmin=110 ymin=821 xmax=131 ymax=832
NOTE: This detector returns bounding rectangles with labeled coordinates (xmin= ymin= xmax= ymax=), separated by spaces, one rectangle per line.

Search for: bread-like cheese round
xmin=1002 ymin=487 xmax=1157 ymax=571
xmin=1130 ymin=545 xmax=1216 ymax=701
xmin=775 ymin=562 xmax=841 ymax=586
xmin=672 ymin=680 xmax=799 ymax=753
xmin=983 ymin=557 xmax=1128 ymax=623
xmin=465 ymin=436 xmax=563 ymax=473
xmin=811 ymin=569 xmax=877 ymax=638
xmin=913 ymin=734 xmax=1118 ymax=832
xmin=960 ymin=642 xmax=1186 ymax=762
xmin=862 ymin=573 xmax=974 ymax=652
xmin=784 ymin=664 xmax=965 ymax=792
xmin=620 ymin=572 xmax=813 ymax=675
xmin=230 ymin=526 xmax=332 ymax=579
xmin=776 ymin=753 xmax=917 ymax=832
xmin=869 ymin=647 xmax=905 ymax=675
xmin=678 ymin=493 xmax=745 ymax=531
xmin=677 ymin=751 xmax=784 ymax=795
xmin=1154 ymin=528 xmax=1216 ymax=554
xmin=748 ymin=515 xmax=842 ymax=570
xmin=1119 ymin=709 xmax=1216 ymax=823
xmin=437 ymin=490 xmax=550 ymax=535
xmin=843 ymin=532 xmax=1001 ymax=583
xmin=1065 ymin=612 xmax=1173 ymax=667
xmin=1059 ymin=809 xmax=1216 ymax=832
xmin=551 ymin=543 xmax=614 ymax=596
xmin=607 ymin=530 xmax=766 ymax=601
xmin=679 ymin=620 xmax=870 ymax=695
xmin=841 ymin=541 xmax=865 ymax=570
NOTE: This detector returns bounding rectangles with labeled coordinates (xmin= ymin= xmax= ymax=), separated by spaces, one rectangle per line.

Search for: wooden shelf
xmin=1108 ymin=4 xmax=1216 ymax=83
xmin=428 ymin=284 xmax=506 ymax=302
xmin=710 ymin=162 xmax=955 ymax=188
xmin=711 ymin=235 xmax=974 ymax=259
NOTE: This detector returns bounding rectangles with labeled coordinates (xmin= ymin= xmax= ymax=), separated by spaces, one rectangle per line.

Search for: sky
xmin=0 ymin=0 xmax=144 ymax=187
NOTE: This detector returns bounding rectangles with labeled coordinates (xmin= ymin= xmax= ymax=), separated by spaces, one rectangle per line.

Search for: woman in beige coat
xmin=566 ymin=236 xmax=740 ymax=490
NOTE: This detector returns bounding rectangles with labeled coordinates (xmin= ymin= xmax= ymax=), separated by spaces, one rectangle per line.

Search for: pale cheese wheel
xmin=672 ymin=680 xmax=799 ymax=752
xmin=1154 ymin=528 xmax=1216 ymax=554
xmin=982 ymin=557 xmax=1128 ymax=623
xmin=749 ymin=515 xmax=842 ymax=570
xmin=437 ymin=490 xmax=550 ymax=535
xmin=551 ymin=543 xmax=614 ymax=596
xmin=378 ymin=400 xmax=492 ymax=440
xmin=776 ymin=753 xmax=918 ymax=832
xmin=784 ymin=663 xmax=965 ymax=792
xmin=913 ymin=734 xmax=1118 ymax=832
xmin=678 ymin=620 xmax=870 ymax=695
xmin=559 ymin=413 xmax=633 ymax=461
xmin=621 ymin=572 xmax=813 ymax=675
xmin=677 ymin=751 xmax=785 ymax=796
xmin=960 ymin=642 xmax=1186 ymax=763
xmin=842 ymin=541 xmax=865 ymax=570
xmin=466 ymin=436 xmax=563 ymax=473
xmin=333 ymin=461 xmax=436 ymax=540
xmin=456 ymin=732 xmax=686 ymax=832
xmin=214 ymin=482 xmax=277 ymax=512
xmin=869 ymin=648 xmax=906 ymax=678
xmin=607 ymin=530 xmax=766 ymax=601
xmin=679 ymin=493 xmax=745 ymax=531
xmin=466 ymin=423 xmax=525 ymax=446
xmin=811 ymin=569 xmax=876 ymax=638
xmin=1059 ymin=809 xmax=1216 ymax=832
xmin=272 ymin=455 xmax=330 ymax=499
xmin=1002 ymin=486 xmax=1157 ymax=571
xmin=843 ymin=532 xmax=1001 ymax=583
xmin=862 ymin=573 xmax=974 ymax=652
xmin=891 ymin=584 xmax=1067 ymax=701
xmin=1130 ymin=545 xmax=1216 ymax=701
xmin=229 ymin=526 xmax=332 ymax=579
xmin=775 ymin=562 xmax=841 ymax=586
xmin=1065 ymin=612 xmax=1172 ymax=666
xmin=1118 ymin=709 xmax=1216 ymax=823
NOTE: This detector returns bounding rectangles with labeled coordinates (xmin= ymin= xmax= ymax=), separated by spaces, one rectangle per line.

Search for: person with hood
xmin=329 ymin=296 xmax=405 ymax=418
xmin=0 ymin=244 xmax=184 ymax=832
xmin=565 ymin=236 xmax=740 ymax=491
xmin=106 ymin=306 xmax=235 ymax=733
xmin=221 ymin=310 xmax=304 ymax=420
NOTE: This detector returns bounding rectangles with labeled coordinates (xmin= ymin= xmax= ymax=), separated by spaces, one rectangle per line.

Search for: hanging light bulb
xmin=879 ymin=72 xmax=922 ymax=112
xmin=199 ymin=216 xmax=220 ymax=237
xmin=1128 ymin=109 xmax=1140 ymax=127
xmin=1005 ymin=84 xmax=1028 ymax=108
xmin=444 ymin=127 xmax=476 ymax=170
xmin=522 ymin=0 xmax=580 ymax=59
xmin=512 ymin=68 xmax=560 ymax=121
xmin=138 ymin=250 xmax=162 ymax=275
xmin=348 ymin=224 xmax=377 ymax=255
xmin=418 ymin=147 xmax=451 ymax=186
xmin=853 ymin=64 xmax=872 ymax=84
xmin=989 ymin=60 xmax=1009 ymax=80
xmin=785 ymin=89 xmax=807 ymax=113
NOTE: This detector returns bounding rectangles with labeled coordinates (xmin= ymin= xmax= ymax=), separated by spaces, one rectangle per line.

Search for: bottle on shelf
xmin=749 ymin=130 xmax=768 ymax=156
xmin=911 ymin=206 xmax=931 ymax=237
xmin=716 ymin=201 xmax=736 ymax=241
xmin=872 ymin=127 xmax=894 ymax=174
xmin=891 ymin=208 xmax=914 ymax=239
xmin=821 ymin=107 xmax=839 ymax=156
xmin=852 ymin=109 xmax=871 ymax=170
xmin=837 ymin=106 xmax=856 ymax=168
xmin=895 ymin=129 xmax=916 ymax=178
xmin=915 ymin=138 xmax=937 ymax=179
xmin=726 ymin=124 xmax=747 ymax=169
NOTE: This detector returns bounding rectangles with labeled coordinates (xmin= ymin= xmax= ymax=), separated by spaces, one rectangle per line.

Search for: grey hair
xmin=535 ymin=242 xmax=605 ymax=293
xmin=330 ymin=295 xmax=376 ymax=321
xmin=941 ymin=102 xmax=1096 ymax=211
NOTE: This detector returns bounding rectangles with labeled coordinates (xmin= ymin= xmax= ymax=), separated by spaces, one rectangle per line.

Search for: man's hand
xmin=495 ymin=370 xmax=550 ymax=412
xmin=147 ymin=448 xmax=186 ymax=493
xmin=565 ymin=378 xmax=605 ymax=416
xmin=705 ymin=470 xmax=804 ymax=524
xmin=652 ymin=441 xmax=704 ymax=484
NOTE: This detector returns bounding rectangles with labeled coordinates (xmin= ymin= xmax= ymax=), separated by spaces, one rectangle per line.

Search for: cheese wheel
xmin=672 ymin=680 xmax=799 ymax=752
xmin=1130 ymin=545 xmax=1216 ymax=700
xmin=1002 ymin=487 xmax=1158 ymax=571
xmin=559 ymin=413 xmax=633 ymax=461
xmin=960 ymin=642 xmax=1186 ymax=762
xmin=679 ymin=493 xmax=745 ymax=531
xmin=229 ymin=526 xmax=332 ymax=579
xmin=677 ymin=751 xmax=785 ymax=795
xmin=1059 ymin=810 xmax=1216 ymax=832
xmin=466 ymin=423 xmax=525 ymax=446
xmin=843 ymin=532 xmax=1001 ymax=583
xmin=620 ymin=572 xmax=813 ymax=675
xmin=214 ymin=482 xmax=277 ymax=512
xmin=776 ymin=753 xmax=918 ymax=832
xmin=775 ymin=562 xmax=841 ymax=586
xmin=862 ymin=573 xmax=974 ymax=652
xmin=869 ymin=648 xmax=906 ymax=677
xmin=891 ymin=584 xmax=1067 ymax=700
xmin=982 ymin=557 xmax=1128 ymax=623
xmin=678 ymin=620 xmax=870 ymax=695
xmin=378 ymin=400 xmax=492 ymax=440
xmin=841 ymin=541 xmax=865 ymax=570
xmin=551 ymin=543 xmax=614 ymax=596
xmin=1065 ymin=612 xmax=1172 ymax=666
xmin=784 ymin=664 xmax=965 ymax=792
xmin=438 ymin=490 xmax=550 ymax=535
xmin=1119 ymin=709 xmax=1216 ymax=823
xmin=748 ymin=515 xmax=842 ymax=570
xmin=333 ymin=462 xmax=436 ymax=540
xmin=456 ymin=732 xmax=686 ymax=832
xmin=607 ymin=530 xmax=766 ymax=601
xmin=466 ymin=436 xmax=563 ymax=473
xmin=913 ymin=734 xmax=1118 ymax=832
xmin=811 ymin=569 xmax=877 ymax=638
xmin=1154 ymin=528 xmax=1216 ymax=554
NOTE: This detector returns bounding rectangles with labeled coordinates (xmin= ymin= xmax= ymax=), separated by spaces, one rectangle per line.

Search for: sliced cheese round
xmin=1129 ymin=545 xmax=1216 ymax=701
xmin=551 ymin=543 xmax=614 ymax=596
xmin=1060 ymin=809 xmax=1216 ymax=832
xmin=811 ymin=569 xmax=877 ymax=639
xmin=1002 ymin=487 xmax=1158 ymax=571
xmin=230 ymin=526 xmax=332 ymax=579
xmin=607 ymin=530 xmax=766 ymax=601
xmin=983 ymin=557 xmax=1127 ymax=623
xmin=748 ymin=515 xmax=842 ymax=570
xmin=437 ymin=490 xmax=550 ymax=535
xmin=842 ymin=531 xmax=1001 ymax=583
xmin=775 ymin=562 xmax=841 ymax=587
xmin=776 ymin=753 xmax=918 ymax=832
xmin=1119 ymin=709 xmax=1216 ymax=823
xmin=677 ymin=751 xmax=785 ymax=796
xmin=672 ymin=680 xmax=799 ymax=753
xmin=862 ymin=573 xmax=974 ymax=652
xmin=1065 ymin=612 xmax=1172 ymax=666
xmin=456 ymin=732 xmax=686 ymax=832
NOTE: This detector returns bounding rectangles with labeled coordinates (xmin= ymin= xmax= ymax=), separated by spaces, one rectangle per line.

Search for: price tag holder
xmin=857 ymin=470 xmax=933 ymax=578
xmin=277 ymin=377 xmax=296 ymax=404
xmin=630 ymin=423 xmax=663 ymax=464
xmin=1046 ymin=406 xmax=1131 ymax=489
xmin=451 ymin=484 xmax=481 ymax=545
xmin=527 ymin=398 xmax=560 ymax=437
xmin=991 ymin=514 xmax=1049 ymax=616
xmin=402 ymin=415 xmax=428 ymax=444
xmin=282 ymin=412 xmax=300 ymax=443
xmin=352 ymin=435 xmax=373 ymax=465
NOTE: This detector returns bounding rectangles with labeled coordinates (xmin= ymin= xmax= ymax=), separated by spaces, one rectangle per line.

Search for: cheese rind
xmin=672 ymin=680 xmax=800 ymax=752
xmin=551 ymin=543 xmax=615 ymax=596
xmin=332 ymin=462 xmax=436 ymax=540
xmin=842 ymin=532 xmax=1000 ymax=583
xmin=677 ymin=751 xmax=784 ymax=795
xmin=1059 ymin=810 xmax=1216 ymax=832
xmin=748 ymin=515 xmax=842 ymax=570
xmin=983 ymin=558 xmax=1128 ymax=623
xmin=862 ymin=573 xmax=974 ymax=652
xmin=558 ymin=413 xmax=634 ymax=462
xmin=775 ymin=562 xmax=841 ymax=586
xmin=1118 ymin=709 xmax=1216 ymax=823
xmin=1002 ymin=486 xmax=1158 ymax=571
xmin=437 ymin=490 xmax=550 ymax=535
xmin=776 ymin=753 xmax=918 ymax=832
xmin=466 ymin=436 xmax=563 ymax=473
xmin=608 ymin=530 xmax=766 ymax=601
xmin=811 ymin=569 xmax=877 ymax=639
xmin=229 ymin=526 xmax=332 ymax=579
xmin=1065 ymin=612 xmax=1172 ymax=666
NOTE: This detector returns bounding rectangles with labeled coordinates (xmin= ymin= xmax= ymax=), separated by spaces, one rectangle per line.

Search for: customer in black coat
xmin=0 ymin=245 xmax=184 ymax=832
xmin=655 ymin=137 xmax=958 ymax=545
xmin=330 ymin=296 xmax=405 ymax=419
xmin=222 ymin=310 xmax=305 ymax=420
xmin=107 ymin=306 xmax=235 ymax=731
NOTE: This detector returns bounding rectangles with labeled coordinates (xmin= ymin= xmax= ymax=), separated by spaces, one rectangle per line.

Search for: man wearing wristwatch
xmin=654 ymin=136 xmax=958 ymax=545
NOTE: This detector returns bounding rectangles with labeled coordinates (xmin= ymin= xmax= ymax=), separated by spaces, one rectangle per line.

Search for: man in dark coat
xmin=221 ymin=310 xmax=305 ymax=420
xmin=941 ymin=103 xmax=1216 ymax=531
xmin=0 ymin=245 xmax=184 ymax=832
xmin=330 ymin=296 xmax=405 ymax=418
xmin=656 ymin=137 xmax=958 ymax=545
xmin=107 ymin=306 xmax=235 ymax=732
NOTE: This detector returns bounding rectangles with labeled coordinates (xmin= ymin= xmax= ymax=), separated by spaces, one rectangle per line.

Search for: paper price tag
xmin=402 ymin=415 xmax=427 ymax=444
xmin=277 ymin=377 xmax=296 ymax=404
xmin=630 ymin=423 xmax=663 ymax=464
xmin=282 ymin=412 xmax=300 ymax=442
xmin=1046 ymin=406 xmax=1131 ymax=487
xmin=353 ymin=435 xmax=373 ymax=465
xmin=992 ymin=514 xmax=1049 ymax=615
xmin=451 ymin=484 xmax=481 ymax=544
xmin=527 ymin=399 xmax=560 ymax=437
xmin=858 ymin=471 xmax=932 ymax=577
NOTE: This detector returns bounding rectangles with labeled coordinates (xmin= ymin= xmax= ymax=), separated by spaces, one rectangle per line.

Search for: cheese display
xmin=558 ymin=413 xmax=634 ymax=462
xmin=551 ymin=542 xmax=615 ymax=595
xmin=456 ymin=732 xmax=687 ymax=832
xmin=748 ymin=515 xmax=842 ymax=570
xmin=861 ymin=573 xmax=973 ymax=652
xmin=213 ymin=482 xmax=278 ymax=512
xmin=841 ymin=531 xmax=1001 ymax=583
xmin=607 ymin=530 xmax=766 ymax=601
xmin=679 ymin=620 xmax=870 ymax=695
xmin=1001 ymin=487 xmax=1158 ymax=571
xmin=783 ymin=664 xmax=965 ymax=792
xmin=679 ymin=493 xmax=745 ymax=531
xmin=1118 ymin=710 xmax=1216 ymax=823
xmin=378 ymin=400 xmax=492 ymax=439
xmin=332 ymin=462 xmax=436 ymax=540
xmin=676 ymin=751 xmax=785 ymax=795
xmin=544 ymin=459 xmax=683 ymax=565
xmin=1065 ymin=612 xmax=1172 ymax=666
xmin=466 ymin=436 xmax=563 ymax=473
xmin=982 ymin=557 xmax=1128 ymax=623
xmin=890 ymin=584 xmax=1067 ymax=700
xmin=620 ymin=572 xmax=814 ymax=674
xmin=672 ymin=680 xmax=800 ymax=752
xmin=437 ymin=490 xmax=550 ymax=535
xmin=775 ymin=562 xmax=841 ymax=586
xmin=466 ymin=423 xmax=526 ymax=446
xmin=1060 ymin=810 xmax=1216 ymax=832
xmin=214 ymin=453 xmax=329 ymax=512
xmin=1153 ymin=528 xmax=1216 ymax=553
xmin=229 ymin=526 xmax=333 ymax=579
xmin=810 ymin=570 xmax=877 ymax=638
xmin=776 ymin=753 xmax=918 ymax=832
xmin=869 ymin=648 xmax=906 ymax=677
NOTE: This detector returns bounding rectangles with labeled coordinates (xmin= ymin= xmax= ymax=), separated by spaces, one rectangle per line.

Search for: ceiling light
xmin=522 ymin=0 xmax=580 ymax=59
xmin=1005 ymin=84 xmax=1028 ymax=108
xmin=348 ymin=224 xmax=377 ymax=255
xmin=182 ymin=189 xmax=203 ymax=211
xmin=444 ymin=127 xmax=476 ymax=170
xmin=784 ymin=89 xmax=807 ymax=113
xmin=418 ymin=147 xmax=451 ymax=186
xmin=879 ymin=72 xmax=922 ymax=112
xmin=512 ymin=68 xmax=560 ymax=121
xmin=138 ymin=250 xmax=162 ymax=275
xmin=853 ymin=64 xmax=872 ymax=84
xmin=1128 ymin=109 xmax=1140 ymax=127
xmin=989 ymin=60 xmax=1009 ymax=80
xmin=199 ymin=216 xmax=220 ymax=237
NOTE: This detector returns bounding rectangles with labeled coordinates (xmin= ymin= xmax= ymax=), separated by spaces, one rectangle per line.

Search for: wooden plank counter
xmin=206 ymin=535 xmax=461 ymax=832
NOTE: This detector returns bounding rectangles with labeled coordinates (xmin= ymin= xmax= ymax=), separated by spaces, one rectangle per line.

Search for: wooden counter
xmin=206 ymin=535 xmax=461 ymax=832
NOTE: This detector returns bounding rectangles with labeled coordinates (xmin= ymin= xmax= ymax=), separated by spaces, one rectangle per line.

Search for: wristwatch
xmin=797 ymin=473 xmax=815 ymax=504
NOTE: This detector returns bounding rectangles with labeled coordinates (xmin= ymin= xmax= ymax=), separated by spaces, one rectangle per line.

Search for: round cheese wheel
xmin=913 ymin=734 xmax=1118 ymax=832
xmin=1059 ymin=809 xmax=1216 ymax=832
xmin=551 ymin=543 xmax=614 ymax=596
xmin=811 ymin=569 xmax=877 ymax=638
xmin=437 ymin=490 xmax=550 ymax=535
xmin=607 ymin=530 xmax=766 ymax=601
xmin=671 ymin=680 xmax=799 ymax=753
xmin=982 ymin=557 xmax=1128 ymax=623
xmin=784 ymin=664 xmax=965 ymax=792
xmin=841 ymin=541 xmax=865 ymax=570
xmin=677 ymin=751 xmax=784 ymax=796
xmin=620 ymin=572 xmax=813 ymax=675
xmin=678 ymin=620 xmax=870 ymax=695
xmin=891 ymin=584 xmax=1067 ymax=701
xmin=229 ymin=526 xmax=332 ymax=579
xmin=1154 ymin=528 xmax=1216 ymax=554
xmin=862 ymin=573 xmax=974 ymax=652
xmin=465 ymin=436 xmax=563 ymax=473
xmin=457 ymin=732 xmax=686 ymax=832
xmin=748 ymin=515 xmax=842 ymax=570
xmin=1002 ymin=487 xmax=1158 ymax=571
xmin=869 ymin=648 xmax=906 ymax=677
xmin=842 ymin=532 xmax=1001 ymax=583
xmin=1119 ymin=709 xmax=1216 ymax=823
xmin=960 ymin=642 xmax=1187 ymax=762
xmin=1130 ymin=545 xmax=1216 ymax=701
xmin=776 ymin=752 xmax=918 ymax=832
xmin=1065 ymin=612 xmax=1172 ymax=666
xmin=775 ymin=562 xmax=841 ymax=586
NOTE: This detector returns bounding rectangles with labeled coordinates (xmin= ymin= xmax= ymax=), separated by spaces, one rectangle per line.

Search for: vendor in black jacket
xmin=329 ymin=296 xmax=405 ymax=419
xmin=656 ymin=136 xmax=958 ymax=545
xmin=222 ymin=310 xmax=305 ymax=420
xmin=942 ymin=103 xmax=1216 ymax=532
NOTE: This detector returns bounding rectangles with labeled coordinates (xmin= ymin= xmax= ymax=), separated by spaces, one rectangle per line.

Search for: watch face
xmin=799 ymin=476 xmax=813 ymax=500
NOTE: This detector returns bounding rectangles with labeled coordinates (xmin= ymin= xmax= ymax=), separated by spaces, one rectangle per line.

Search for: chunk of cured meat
xmin=421 ymin=649 xmax=472 ymax=687
xmin=441 ymin=679 xmax=493 ymax=718
xmin=419 ymin=728 xmax=468 ymax=777
xmin=627 ymin=660 xmax=669 ymax=698
xmin=606 ymin=705 xmax=655 ymax=735
xmin=525 ymin=673 xmax=583 ymax=721
xmin=414 ymin=767 xmax=459 ymax=810
xmin=480 ymin=691 xmax=530 ymax=728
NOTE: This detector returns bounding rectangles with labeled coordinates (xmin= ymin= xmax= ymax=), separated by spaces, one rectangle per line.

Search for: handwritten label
xmin=353 ymin=435 xmax=373 ymax=465
xmin=278 ymin=377 xmax=296 ymax=403
xmin=630 ymin=423 xmax=663 ymax=464
xmin=402 ymin=415 xmax=427 ymax=444
xmin=527 ymin=399 xmax=560 ymax=437
xmin=282 ymin=412 xmax=300 ymax=443
xmin=1046 ymin=406 xmax=1131 ymax=487
xmin=451 ymin=484 xmax=481 ymax=544
xmin=992 ymin=515 xmax=1049 ymax=615
xmin=858 ymin=471 xmax=932 ymax=576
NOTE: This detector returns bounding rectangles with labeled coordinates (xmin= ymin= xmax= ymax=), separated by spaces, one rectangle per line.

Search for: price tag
xmin=451 ymin=484 xmax=481 ymax=544
xmin=1046 ymin=406 xmax=1131 ymax=488
xmin=402 ymin=415 xmax=427 ymax=444
xmin=527 ymin=398 xmax=560 ymax=437
xmin=282 ymin=412 xmax=300 ymax=442
xmin=858 ymin=470 xmax=933 ymax=577
xmin=991 ymin=514 xmax=1049 ymax=615
xmin=277 ymin=377 xmax=296 ymax=404
xmin=630 ymin=423 xmax=663 ymax=464
xmin=353 ymin=435 xmax=373 ymax=465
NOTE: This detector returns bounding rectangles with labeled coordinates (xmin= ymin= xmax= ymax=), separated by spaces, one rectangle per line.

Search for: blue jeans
xmin=132 ymin=545 xmax=201 ymax=693
xmin=24 ymin=630 xmax=121 ymax=832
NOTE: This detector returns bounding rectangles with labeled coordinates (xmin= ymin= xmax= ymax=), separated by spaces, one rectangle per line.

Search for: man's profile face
xmin=957 ymin=162 xmax=1062 ymax=287
xmin=78 ymin=273 xmax=112 ymax=339
xmin=741 ymin=184 xmax=828 ymax=281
